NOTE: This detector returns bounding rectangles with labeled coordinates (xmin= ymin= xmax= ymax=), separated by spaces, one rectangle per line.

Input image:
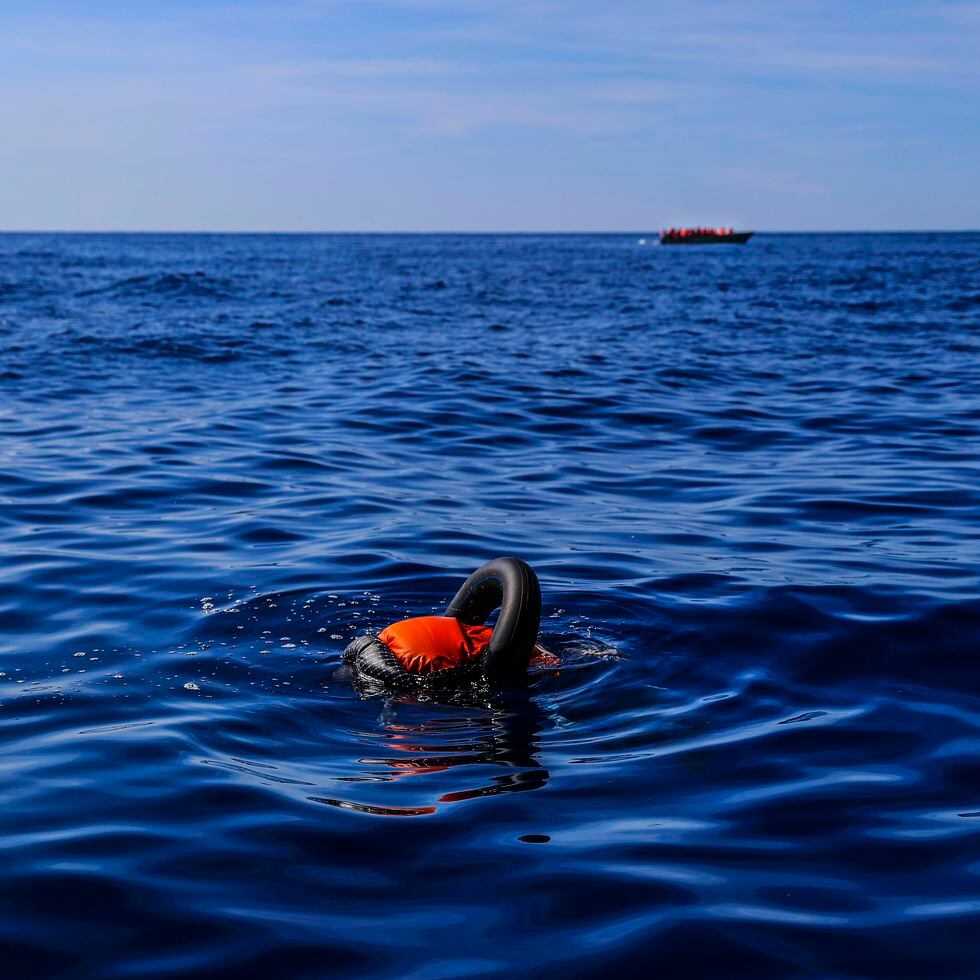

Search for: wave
xmin=77 ymin=270 xmax=233 ymax=299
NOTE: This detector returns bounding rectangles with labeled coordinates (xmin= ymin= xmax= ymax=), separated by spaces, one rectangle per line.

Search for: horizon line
xmin=1 ymin=228 xmax=978 ymax=236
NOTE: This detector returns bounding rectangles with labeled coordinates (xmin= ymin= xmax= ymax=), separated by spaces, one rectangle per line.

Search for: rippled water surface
xmin=1 ymin=232 xmax=979 ymax=978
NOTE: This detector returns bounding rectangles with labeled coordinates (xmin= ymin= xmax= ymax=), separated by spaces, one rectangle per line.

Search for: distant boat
xmin=660 ymin=228 xmax=753 ymax=245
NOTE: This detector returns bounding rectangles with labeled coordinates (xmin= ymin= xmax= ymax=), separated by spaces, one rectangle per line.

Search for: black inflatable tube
xmin=444 ymin=557 xmax=542 ymax=681
xmin=342 ymin=633 xmax=479 ymax=689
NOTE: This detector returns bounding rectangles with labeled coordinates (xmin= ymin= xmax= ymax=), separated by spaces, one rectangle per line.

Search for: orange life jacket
xmin=379 ymin=616 xmax=494 ymax=674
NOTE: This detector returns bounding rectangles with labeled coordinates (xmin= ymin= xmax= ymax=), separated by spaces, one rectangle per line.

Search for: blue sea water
xmin=0 ymin=231 xmax=978 ymax=978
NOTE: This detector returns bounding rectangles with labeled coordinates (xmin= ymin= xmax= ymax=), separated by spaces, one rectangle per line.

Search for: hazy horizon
xmin=3 ymin=1 xmax=978 ymax=233
xmin=2 ymin=228 xmax=979 ymax=235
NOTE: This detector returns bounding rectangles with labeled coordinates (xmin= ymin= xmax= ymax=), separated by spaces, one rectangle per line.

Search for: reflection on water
xmin=321 ymin=689 xmax=549 ymax=814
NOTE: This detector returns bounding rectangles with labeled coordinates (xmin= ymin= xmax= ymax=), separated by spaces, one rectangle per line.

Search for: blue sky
xmin=2 ymin=1 xmax=978 ymax=230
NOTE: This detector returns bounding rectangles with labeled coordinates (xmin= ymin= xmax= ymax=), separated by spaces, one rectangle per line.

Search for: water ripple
xmin=0 ymin=232 xmax=978 ymax=976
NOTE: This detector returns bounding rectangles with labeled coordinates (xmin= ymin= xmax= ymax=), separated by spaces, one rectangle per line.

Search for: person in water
xmin=343 ymin=557 xmax=543 ymax=688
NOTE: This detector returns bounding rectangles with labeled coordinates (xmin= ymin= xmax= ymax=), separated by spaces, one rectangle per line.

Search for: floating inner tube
xmin=343 ymin=557 xmax=542 ymax=687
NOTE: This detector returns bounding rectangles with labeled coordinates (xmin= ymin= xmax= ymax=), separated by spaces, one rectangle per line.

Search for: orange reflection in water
xmin=321 ymin=690 xmax=550 ymax=816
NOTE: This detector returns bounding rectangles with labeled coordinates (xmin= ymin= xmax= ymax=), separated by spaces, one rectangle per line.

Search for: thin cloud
xmin=250 ymin=57 xmax=459 ymax=79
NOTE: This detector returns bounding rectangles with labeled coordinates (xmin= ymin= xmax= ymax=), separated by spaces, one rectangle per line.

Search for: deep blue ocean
xmin=1 ymin=232 xmax=978 ymax=978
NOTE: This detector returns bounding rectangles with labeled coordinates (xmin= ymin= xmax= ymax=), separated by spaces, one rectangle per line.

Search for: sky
xmin=1 ymin=1 xmax=978 ymax=231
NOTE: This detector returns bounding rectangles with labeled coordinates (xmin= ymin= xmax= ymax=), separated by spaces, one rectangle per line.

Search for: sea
xmin=1 ymin=232 xmax=978 ymax=978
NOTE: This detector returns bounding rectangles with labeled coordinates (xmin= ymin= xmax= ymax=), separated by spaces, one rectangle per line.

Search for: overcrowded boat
xmin=660 ymin=227 xmax=753 ymax=245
